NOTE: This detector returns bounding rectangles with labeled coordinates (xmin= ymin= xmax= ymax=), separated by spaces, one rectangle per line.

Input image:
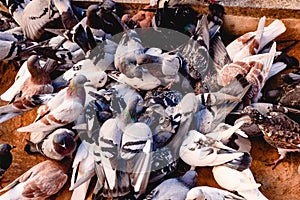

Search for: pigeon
xmin=120 ymin=122 xmax=152 ymax=160
xmin=207 ymin=122 xmax=251 ymax=153
xmin=3 ymin=0 xmax=79 ymax=40
xmin=47 ymin=35 xmax=86 ymax=64
xmin=0 ymin=30 xmax=78 ymax=63
xmin=138 ymin=104 xmax=176 ymax=149
xmin=248 ymin=102 xmax=300 ymax=123
xmin=69 ymin=141 xmax=96 ymax=200
xmin=0 ymin=60 xmax=30 ymax=102
xmin=53 ymin=58 xmax=108 ymax=89
xmin=114 ymin=21 xmax=145 ymax=78
xmin=120 ymin=122 xmax=153 ymax=195
xmin=52 ymin=37 xmax=118 ymax=89
xmin=0 ymin=160 xmax=68 ymax=200
xmin=150 ymin=0 xmax=198 ymax=35
xmin=0 ymin=143 xmax=15 ymax=180
xmin=0 ymin=31 xmax=37 ymax=61
xmin=144 ymin=169 xmax=197 ymax=200
xmin=143 ymin=87 xmax=183 ymax=108
xmin=212 ymin=165 xmax=268 ymax=200
xmin=182 ymin=14 xmax=210 ymax=80
xmin=148 ymin=146 xmax=178 ymax=183
xmin=179 ymin=129 xmax=249 ymax=168
xmin=145 ymin=93 xmax=197 ymax=183
xmin=97 ymin=97 xmax=140 ymax=198
xmin=53 ymin=0 xmax=79 ymax=30
xmin=242 ymin=106 xmax=300 ymax=169
xmin=24 ymin=128 xmax=77 ymax=161
xmin=226 ymin=17 xmax=286 ymax=62
xmin=0 ymin=55 xmax=55 ymax=123
xmin=185 ymin=186 xmax=245 ymax=200
xmin=207 ymin=3 xmax=225 ymax=38
xmin=77 ymin=91 xmax=113 ymax=140
xmin=121 ymin=5 xmax=156 ymax=29
xmin=136 ymin=48 xmax=184 ymax=89
xmin=220 ymin=42 xmax=277 ymax=101
xmin=108 ymin=83 xmax=144 ymax=113
xmin=279 ymin=83 xmax=300 ymax=110
xmin=85 ymin=0 xmax=123 ymax=35
xmin=194 ymin=74 xmax=250 ymax=133
xmin=17 ymin=75 xmax=88 ymax=140
xmin=108 ymin=70 xmax=161 ymax=91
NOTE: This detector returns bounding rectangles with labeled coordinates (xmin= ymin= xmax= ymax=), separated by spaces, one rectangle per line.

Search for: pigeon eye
xmin=159 ymin=117 xmax=165 ymax=124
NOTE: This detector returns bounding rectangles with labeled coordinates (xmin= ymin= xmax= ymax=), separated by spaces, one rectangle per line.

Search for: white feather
xmin=180 ymin=130 xmax=244 ymax=167
xmin=70 ymin=141 xmax=95 ymax=200
xmin=0 ymin=61 xmax=30 ymax=101
xmin=212 ymin=166 xmax=268 ymax=200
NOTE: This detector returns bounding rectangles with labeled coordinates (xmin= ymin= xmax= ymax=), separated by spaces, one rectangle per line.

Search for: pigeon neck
xmin=122 ymin=97 xmax=139 ymax=124
xmin=67 ymin=85 xmax=86 ymax=102
xmin=30 ymin=72 xmax=51 ymax=84
xmin=179 ymin=170 xmax=197 ymax=188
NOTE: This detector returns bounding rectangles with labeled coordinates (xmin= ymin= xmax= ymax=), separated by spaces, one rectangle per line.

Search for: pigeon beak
xmin=230 ymin=111 xmax=243 ymax=115
xmin=12 ymin=145 xmax=16 ymax=149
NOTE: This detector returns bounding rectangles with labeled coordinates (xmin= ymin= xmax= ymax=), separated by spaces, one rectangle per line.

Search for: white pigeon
xmin=179 ymin=130 xmax=246 ymax=167
xmin=120 ymin=122 xmax=152 ymax=194
xmin=25 ymin=128 xmax=77 ymax=161
xmin=0 ymin=160 xmax=68 ymax=200
xmin=144 ymin=169 xmax=197 ymax=200
xmin=185 ymin=186 xmax=245 ymax=200
xmin=55 ymin=58 xmax=108 ymax=88
xmin=226 ymin=17 xmax=286 ymax=61
xmin=195 ymin=75 xmax=251 ymax=134
xmin=17 ymin=75 xmax=88 ymax=136
xmin=135 ymin=48 xmax=183 ymax=88
xmin=207 ymin=122 xmax=251 ymax=153
xmin=69 ymin=141 xmax=96 ymax=200
xmin=114 ymin=28 xmax=144 ymax=77
xmin=212 ymin=165 xmax=268 ymax=200
xmin=108 ymin=70 xmax=161 ymax=91
xmin=109 ymin=83 xmax=144 ymax=113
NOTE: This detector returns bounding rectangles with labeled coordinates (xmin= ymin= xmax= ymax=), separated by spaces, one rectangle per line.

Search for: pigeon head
xmin=27 ymin=55 xmax=40 ymax=71
xmin=139 ymin=104 xmax=166 ymax=124
xmin=122 ymin=96 xmax=141 ymax=123
xmin=0 ymin=143 xmax=15 ymax=154
xmin=27 ymin=55 xmax=53 ymax=84
xmin=53 ymin=129 xmax=76 ymax=155
xmin=208 ymin=3 xmax=225 ymax=20
xmin=86 ymin=4 xmax=101 ymax=26
xmin=87 ymin=4 xmax=100 ymax=14
xmin=185 ymin=187 xmax=205 ymax=200
xmin=101 ymin=0 xmax=116 ymax=11
xmin=242 ymin=106 xmax=264 ymax=124
xmin=179 ymin=169 xmax=197 ymax=188
xmin=136 ymin=54 xmax=159 ymax=65
xmin=71 ymin=74 xmax=89 ymax=87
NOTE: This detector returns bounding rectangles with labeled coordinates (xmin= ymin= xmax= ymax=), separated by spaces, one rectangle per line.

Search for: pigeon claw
xmin=265 ymin=158 xmax=283 ymax=170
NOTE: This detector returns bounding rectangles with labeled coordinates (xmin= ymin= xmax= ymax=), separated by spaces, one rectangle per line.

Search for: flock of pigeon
xmin=0 ymin=0 xmax=299 ymax=199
